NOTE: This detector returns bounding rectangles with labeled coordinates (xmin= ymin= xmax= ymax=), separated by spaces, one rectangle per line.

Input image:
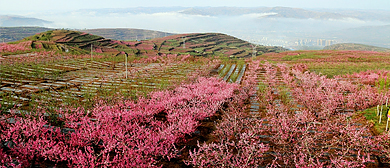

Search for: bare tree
xmin=182 ymin=37 xmax=187 ymax=49
xmin=250 ymin=41 xmax=260 ymax=58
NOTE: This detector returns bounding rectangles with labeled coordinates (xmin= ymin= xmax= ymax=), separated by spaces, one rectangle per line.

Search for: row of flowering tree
xmin=0 ymin=41 xmax=32 ymax=53
xmin=2 ymin=59 xmax=390 ymax=167
xmin=0 ymin=77 xmax=249 ymax=167
xmin=186 ymin=61 xmax=390 ymax=167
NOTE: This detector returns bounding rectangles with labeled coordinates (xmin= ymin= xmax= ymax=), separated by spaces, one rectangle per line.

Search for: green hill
xmin=323 ymin=43 xmax=390 ymax=52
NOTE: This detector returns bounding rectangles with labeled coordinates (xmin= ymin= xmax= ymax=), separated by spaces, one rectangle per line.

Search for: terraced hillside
xmin=8 ymin=30 xmax=286 ymax=58
xmin=150 ymin=33 xmax=287 ymax=58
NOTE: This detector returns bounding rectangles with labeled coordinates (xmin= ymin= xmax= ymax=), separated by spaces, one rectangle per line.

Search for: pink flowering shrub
xmin=261 ymin=62 xmax=387 ymax=166
xmin=0 ymin=41 xmax=32 ymax=53
xmin=186 ymin=60 xmax=270 ymax=167
xmin=340 ymin=70 xmax=390 ymax=86
xmin=0 ymin=77 xmax=243 ymax=167
xmin=94 ymin=47 xmax=103 ymax=53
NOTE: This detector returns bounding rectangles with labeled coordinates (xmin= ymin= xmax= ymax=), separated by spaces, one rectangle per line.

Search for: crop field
xmin=1 ymin=30 xmax=390 ymax=167
xmin=0 ymin=52 xmax=217 ymax=112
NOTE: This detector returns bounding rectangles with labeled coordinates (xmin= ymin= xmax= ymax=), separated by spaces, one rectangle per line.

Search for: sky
xmin=1 ymin=0 xmax=390 ymax=14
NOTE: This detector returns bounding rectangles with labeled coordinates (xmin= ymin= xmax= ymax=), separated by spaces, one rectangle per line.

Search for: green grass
xmin=359 ymin=106 xmax=389 ymax=134
xmin=282 ymin=52 xmax=326 ymax=61
xmin=219 ymin=64 xmax=231 ymax=78
xmin=1 ymin=53 xmax=211 ymax=113
xmin=228 ymin=64 xmax=241 ymax=82
xmin=0 ymin=48 xmax=46 ymax=56
xmin=73 ymin=34 xmax=102 ymax=42
xmin=376 ymin=76 xmax=390 ymax=92
xmin=309 ymin=62 xmax=390 ymax=78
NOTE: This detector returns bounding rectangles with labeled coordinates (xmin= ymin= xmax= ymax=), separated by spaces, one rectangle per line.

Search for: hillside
xmin=15 ymin=30 xmax=286 ymax=58
xmin=82 ymin=28 xmax=175 ymax=41
xmin=324 ymin=43 xmax=390 ymax=52
xmin=0 ymin=27 xmax=173 ymax=43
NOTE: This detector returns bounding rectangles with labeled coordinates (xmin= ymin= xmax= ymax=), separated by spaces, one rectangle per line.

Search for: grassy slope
xmin=260 ymin=50 xmax=390 ymax=77
xmin=324 ymin=43 xmax=390 ymax=52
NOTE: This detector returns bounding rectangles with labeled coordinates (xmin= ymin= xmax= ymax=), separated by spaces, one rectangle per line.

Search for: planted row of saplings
xmin=1 ymin=61 xmax=205 ymax=112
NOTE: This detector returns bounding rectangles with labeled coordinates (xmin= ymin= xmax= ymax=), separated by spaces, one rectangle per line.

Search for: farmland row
xmin=217 ymin=63 xmax=246 ymax=84
xmin=0 ymin=58 xmax=211 ymax=111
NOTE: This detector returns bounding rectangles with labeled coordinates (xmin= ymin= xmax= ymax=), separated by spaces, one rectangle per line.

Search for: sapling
xmin=380 ymin=103 xmax=384 ymax=123
xmin=125 ymin=52 xmax=128 ymax=79
xmin=386 ymin=112 xmax=389 ymax=131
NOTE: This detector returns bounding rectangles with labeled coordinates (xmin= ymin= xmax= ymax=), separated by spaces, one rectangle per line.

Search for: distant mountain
xmin=71 ymin=7 xmax=389 ymax=21
xmin=0 ymin=27 xmax=52 ymax=42
xmin=311 ymin=9 xmax=390 ymax=23
xmin=75 ymin=7 xmax=187 ymax=15
xmin=0 ymin=15 xmax=52 ymax=27
xmin=324 ymin=43 xmax=390 ymax=52
xmin=179 ymin=7 xmax=354 ymax=20
xmin=82 ymin=28 xmax=176 ymax=41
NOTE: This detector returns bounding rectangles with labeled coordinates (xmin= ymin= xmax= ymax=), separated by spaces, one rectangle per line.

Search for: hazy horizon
xmin=1 ymin=0 xmax=390 ymax=15
xmin=1 ymin=1 xmax=390 ymax=49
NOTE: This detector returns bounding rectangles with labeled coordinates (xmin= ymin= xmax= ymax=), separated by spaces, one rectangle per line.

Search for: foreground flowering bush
xmin=0 ymin=41 xmax=32 ymax=53
xmin=0 ymin=77 xmax=244 ymax=167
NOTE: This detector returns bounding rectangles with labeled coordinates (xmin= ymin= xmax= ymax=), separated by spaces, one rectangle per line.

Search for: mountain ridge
xmin=71 ymin=7 xmax=390 ymax=21
xmin=0 ymin=15 xmax=52 ymax=27
xmin=179 ymin=7 xmax=355 ymax=20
